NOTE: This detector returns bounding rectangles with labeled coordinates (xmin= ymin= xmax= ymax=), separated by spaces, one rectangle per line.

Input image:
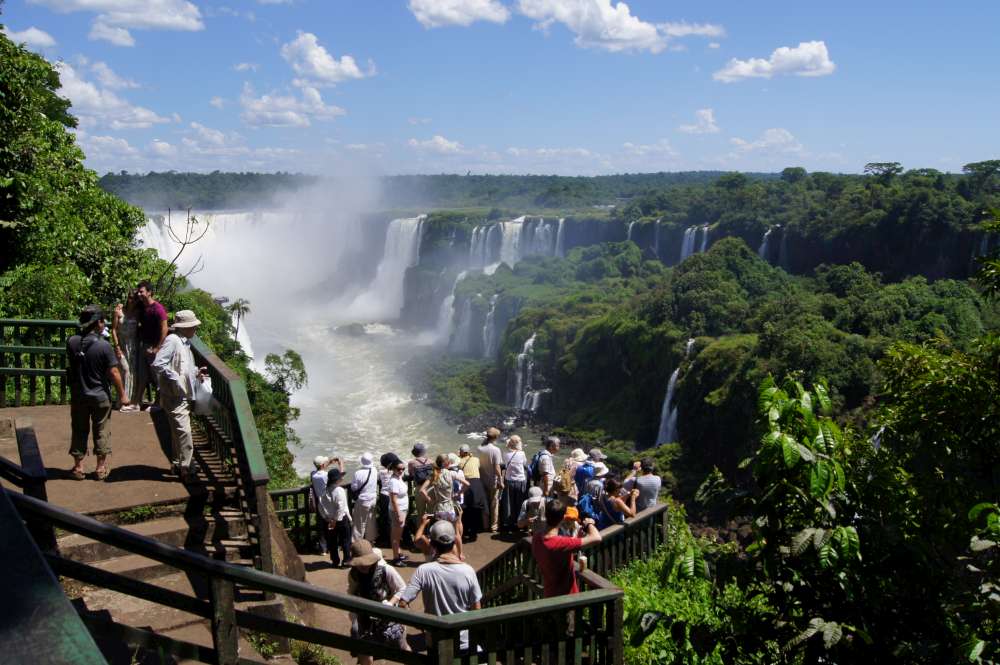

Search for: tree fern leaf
xmin=792 ymin=528 xmax=816 ymax=556
xmin=822 ymin=621 xmax=842 ymax=649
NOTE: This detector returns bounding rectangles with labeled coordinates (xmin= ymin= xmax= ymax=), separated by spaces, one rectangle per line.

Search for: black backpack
xmin=411 ymin=460 xmax=434 ymax=484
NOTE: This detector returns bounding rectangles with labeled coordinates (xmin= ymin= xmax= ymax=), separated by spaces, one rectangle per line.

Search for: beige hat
xmin=594 ymin=462 xmax=610 ymax=478
xmin=569 ymin=448 xmax=587 ymax=463
xmin=172 ymin=309 xmax=201 ymax=329
xmin=349 ymin=539 xmax=381 ymax=567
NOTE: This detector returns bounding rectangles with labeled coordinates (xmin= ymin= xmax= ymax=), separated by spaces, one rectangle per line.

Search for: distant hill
xmin=98 ymin=170 xmax=780 ymax=211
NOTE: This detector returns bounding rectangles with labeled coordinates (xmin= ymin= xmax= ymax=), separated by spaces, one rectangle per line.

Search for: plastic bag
xmin=192 ymin=376 xmax=214 ymax=416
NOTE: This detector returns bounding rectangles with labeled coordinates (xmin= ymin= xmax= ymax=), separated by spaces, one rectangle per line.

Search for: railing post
xmin=210 ymin=577 xmax=239 ymax=665
xmin=431 ymin=631 xmax=455 ymax=665
xmin=254 ymin=484 xmax=275 ymax=576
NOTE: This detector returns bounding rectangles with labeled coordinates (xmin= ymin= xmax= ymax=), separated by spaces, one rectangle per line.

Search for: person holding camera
xmin=531 ymin=500 xmax=602 ymax=597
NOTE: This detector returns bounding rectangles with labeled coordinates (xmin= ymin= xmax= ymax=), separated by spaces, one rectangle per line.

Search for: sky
xmin=2 ymin=0 xmax=999 ymax=176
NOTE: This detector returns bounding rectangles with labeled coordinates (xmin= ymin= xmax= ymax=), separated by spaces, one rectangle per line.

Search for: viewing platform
xmin=1 ymin=319 xmax=668 ymax=665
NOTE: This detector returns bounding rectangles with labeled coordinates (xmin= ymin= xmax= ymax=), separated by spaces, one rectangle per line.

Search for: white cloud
xmin=408 ymin=135 xmax=466 ymax=154
xmin=408 ymin=117 xmax=432 ymax=125
xmin=239 ymin=83 xmax=346 ymax=127
xmin=56 ymin=62 xmax=172 ymax=129
xmin=730 ymin=128 xmax=803 ymax=154
xmin=189 ymin=121 xmax=227 ymax=146
xmin=623 ymin=139 xmax=677 ymax=157
xmin=88 ymin=22 xmax=135 ymax=46
xmin=409 ymin=0 xmax=510 ymax=28
xmin=659 ymin=21 xmax=724 ymax=38
xmin=678 ymin=108 xmax=719 ymax=135
xmin=32 ymin=0 xmax=204 ymax=46
xmin=90 ymin=61 xmax=138 ymax=89
xmin=280 ymin=32 xmax=372 ymax=87
xmin=517 ymin=0 xmax=665 ymax=52
xmin=210 ymin=96 xmax=225 ymax=109
xmin=2 ymin=26 xmax=57 ymax=48
xmin=77 ymin=132 xmax=138 ymax=158
xmin=149 ymin=139 xmax=177 ymax=157
xmin=708 ymin=41 xmax=720 ymax=49
xmin=714 ymin=40 xmax=835 ymax=83
xmin=234 ymin=62 xmax=259 ymax=72
xmin=506 ymin=146 xmax=592 ymax=159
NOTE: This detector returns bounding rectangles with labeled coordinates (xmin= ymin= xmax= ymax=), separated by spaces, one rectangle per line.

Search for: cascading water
xmin=699 ymin=225 xmax=711 ymax=253
xmin=499 ymin=217 xmax=525 ymax=268
xmin=481 ymin=294 xmax=500 ymax=359
xmin=450 ymin=297 xmax=475 ymax=354
xmin=522 ymin=388 xmax=551 ymax=413
xmin=436 ymin=271 xmax=468 ymax=344
xmin=555 ymin=218 xmax=566 ymax=258
xmin=758 ymin=228 xmax=773 ymax=259
xmin=512 ymin=333 xmax=536 ymax=408
xmin=627 ymin=221 xmax=637 ymax=242
xmin=778 ymin=226 xmax=790 ymax=271
xmin=655 ymin=338 xmax=695 ymax=446
xmin=347 ymin=215 xmax=425 ymax=320
xmin=654 ymin=219 xmax=661 ymax=259
xmin=679 ymin=226 xmax=699 ymax=262
xmin=232 ymin=312 xmax=255 ymax=362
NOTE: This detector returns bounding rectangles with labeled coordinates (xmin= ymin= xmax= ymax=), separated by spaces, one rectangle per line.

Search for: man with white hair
xmin=351 ymin=452 xmax=379 ymax=542
xmin=152 ymin=309 xmax=206 ymax=483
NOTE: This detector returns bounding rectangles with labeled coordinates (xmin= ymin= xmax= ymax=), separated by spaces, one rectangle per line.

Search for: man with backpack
xmin=67 ymin=306 xmax=128 ymax=481
xmin=407 ymin=442 xmax=434 ymax=518
xmin=350 ymin=452 xmax=379 ymax=542
xmin=529 ymin=436 xmax=560 ymax=495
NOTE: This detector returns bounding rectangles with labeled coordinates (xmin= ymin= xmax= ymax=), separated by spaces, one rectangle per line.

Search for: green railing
xmin=0 ymin=320 xmax=273 ymax=575
xmin=0 ymin=319 xmax=78 ymax=407
xmin=7 ymin=487 xmax=624 ymax=665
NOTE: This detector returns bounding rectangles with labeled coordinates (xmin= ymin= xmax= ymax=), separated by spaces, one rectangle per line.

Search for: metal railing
xmin=0 ymin=320 xmax=273 ymax=574
xmin=0 ymin=319 xmax=78 ymax=406
xmin=8 ymin=487 xmax=625 ymax=665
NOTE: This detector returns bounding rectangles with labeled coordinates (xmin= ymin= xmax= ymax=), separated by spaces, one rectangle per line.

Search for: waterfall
xmin=699 ymin=225 xmax=711 ymax=253
xmin=654 ymin=220 xmax=661 ymax=259
xmin=499 ymin=217 xmax=525 ymax=267
xmin=512 ymin=333 xmax=536 ymax=408
xmin=678 ymin=226 xmax=699 ymax=262
xmin=232 ymin=312 xmax=255 ymax=362
xmin=469 ymin=226 xmax=489 ymax=267
xmin=627 ymin=221 xmax=636 ymax=242
xmin=655 ymin=338 xmax=695 ymax=446
xmin=436 ymin=271 xmax=468 ymax=344
xmin=555 ymin=218 xmax=566 ymax=258
xmin=481 ymin=294 xmax=500 ymax=359
xmin=522 ymin=388 xmax=551 ymax=413
xmin=757 ymin=228 xmax=773 ymax=259
xmin=348 ymin=215 xmax=425 ymax=319
xmin=449 ymin=297 xmax=475 ymax=354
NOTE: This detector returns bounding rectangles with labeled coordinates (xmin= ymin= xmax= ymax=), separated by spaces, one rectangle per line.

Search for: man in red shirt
xmin=531 ymin=500 xmax=602 ymax=597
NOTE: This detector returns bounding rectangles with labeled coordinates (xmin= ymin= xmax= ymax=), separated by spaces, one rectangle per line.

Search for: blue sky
xmin=3 ymin=0 xmax=999 ymax=175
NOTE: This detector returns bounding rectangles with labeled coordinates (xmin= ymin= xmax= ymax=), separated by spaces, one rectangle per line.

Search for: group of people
xmin=66 ymin=280 xmax=208 ymax=483
xmin=310 ymin=431 xmax=662 ymax=660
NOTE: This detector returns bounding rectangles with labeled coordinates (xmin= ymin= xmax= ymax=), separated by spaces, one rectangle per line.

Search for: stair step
xmin=91 ymin=553 xmax=181 ymax=582
xmin=58 ymin=512 xmax=248 ymax=564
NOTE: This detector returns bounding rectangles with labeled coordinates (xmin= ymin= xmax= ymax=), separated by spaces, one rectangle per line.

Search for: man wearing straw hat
xmin=152 ymin=309 xmax=206 ymax=483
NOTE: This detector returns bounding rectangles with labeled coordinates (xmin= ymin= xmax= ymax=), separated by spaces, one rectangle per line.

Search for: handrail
xmin=0 ymin=319 xmax=77 ymax=406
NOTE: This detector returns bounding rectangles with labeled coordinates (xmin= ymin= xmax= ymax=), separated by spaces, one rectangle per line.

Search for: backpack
xmin=576 ymin=492 xmax=598 ymax=522
xmin=528 ymin=450 xmax=549 ymax=484
xmin=411 ymin=459 xmax=434 ymax=485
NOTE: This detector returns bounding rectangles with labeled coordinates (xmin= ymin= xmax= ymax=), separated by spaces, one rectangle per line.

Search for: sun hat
xmin=172 ymin=309 xmax=201 ymax=329
xmin=349 ymin=539 xmax=381 ymax=567
xmin=569 ymin=449 xmax=587 ymax=463
xmin=428 ymin=520 xmax=456 ymax=545
xmin=359 ymin=452 xmax=373 ymax=467
xmin=459 ymin=443 xmax=470 ymax=454
xmin=313 ymin=455 xmax=329 ymax=469
xmin=412 ymin=442 xmax=427 ymax=456
xmin=593 ymin=462 xmax=610 ymax=478
xmin=589 ymin=448 xmax=608 ymax=461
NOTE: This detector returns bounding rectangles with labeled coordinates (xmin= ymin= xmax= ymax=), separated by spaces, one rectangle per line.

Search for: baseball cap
xmin=589 ymin=448 xmax=608 ymax=461
xmin=313 ymin=455 xmax=329 ymax=469
xmin=428 ymin=520 xmax=456 ymax=545
xmin=564 ymin=506 xmax=580 ymax=522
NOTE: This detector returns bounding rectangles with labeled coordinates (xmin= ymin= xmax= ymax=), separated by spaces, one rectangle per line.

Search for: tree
xmin=863 ymin=162 xmax=903 ymax=185
xmin=781 ymin=167 xmax=808 ymax=184
xmin=264 ymin=349 xmax=308 ymax=394
xmin=228 ymin=298 xmax=251 ymax=342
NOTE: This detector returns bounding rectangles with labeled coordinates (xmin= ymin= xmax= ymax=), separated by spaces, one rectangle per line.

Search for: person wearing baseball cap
xmin=532 ymin=499 xmax=602 ymax=598
xmin=395 ymin=520 xmax=482 ymax=651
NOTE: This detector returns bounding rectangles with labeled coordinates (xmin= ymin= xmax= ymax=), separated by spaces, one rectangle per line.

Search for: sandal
xmin=96 ymin=465 xmax=111 ymax=481
xmin=70 ymin=468 xmax=86 ymax=481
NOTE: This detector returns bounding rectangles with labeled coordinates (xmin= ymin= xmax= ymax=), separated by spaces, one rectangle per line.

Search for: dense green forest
xmin=98 ymin=169 xmax=759 ymax=211
xmin=0 ymin=30 xmax=303 ymax=488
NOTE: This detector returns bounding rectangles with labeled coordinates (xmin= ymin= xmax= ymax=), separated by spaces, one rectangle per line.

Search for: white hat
xmin=172 ymin=309 xmax=201 ymax=329
xmin=313 ymin=455 xmax=329 ymax=469
xmin=359 ymin=452 xmax=373 ymax=467
xmin=569 ymin=448 xmax=587 ymax=463
xmin=594 ymin=462 xmax=610 ymax=478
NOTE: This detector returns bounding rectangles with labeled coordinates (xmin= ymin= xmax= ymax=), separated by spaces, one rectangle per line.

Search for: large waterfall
xmin=655 ymin=338 xmax=695 ymax=446
xmin=348 ymin=215 xmax=425 ymax=320
xmin=511 ymin=333 xmax=536 ymax=408
xmin=436 ymin=270 xmax=468 ymax=344
xmin=467 ymin=216 xmax=562 ymax=269
xmin=555 ymin=218 xmax=566 ymax=258
xmin=698 ymin=225 xmax=711 ymax=253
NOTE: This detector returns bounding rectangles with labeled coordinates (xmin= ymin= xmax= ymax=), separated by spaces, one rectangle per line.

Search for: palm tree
xmin=228 ymin=298 xmax=251 ymax=342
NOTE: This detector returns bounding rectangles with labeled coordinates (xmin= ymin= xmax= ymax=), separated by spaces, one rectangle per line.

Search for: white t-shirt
xmin=350 ymin=466 xmax=378 ymax=507
xmin=538 ymin=450 xmax=555 ymax=482
xmin=503 ymin=449 xmax=527 ymax=482
xmin=478 ymin=443 xmax=503 ymax=487
xmin=318 ymin=486 xmax=350 ymax=522
xmin=388 ymin=476 xmax=409 ymax=514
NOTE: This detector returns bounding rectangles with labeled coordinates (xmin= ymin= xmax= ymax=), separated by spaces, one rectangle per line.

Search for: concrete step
xmin=58 ymin=513 xmax=248 ymax=564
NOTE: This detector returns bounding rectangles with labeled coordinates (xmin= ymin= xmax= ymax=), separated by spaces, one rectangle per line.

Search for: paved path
xmin=0 ymin=405 xmax=221 ymax=515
